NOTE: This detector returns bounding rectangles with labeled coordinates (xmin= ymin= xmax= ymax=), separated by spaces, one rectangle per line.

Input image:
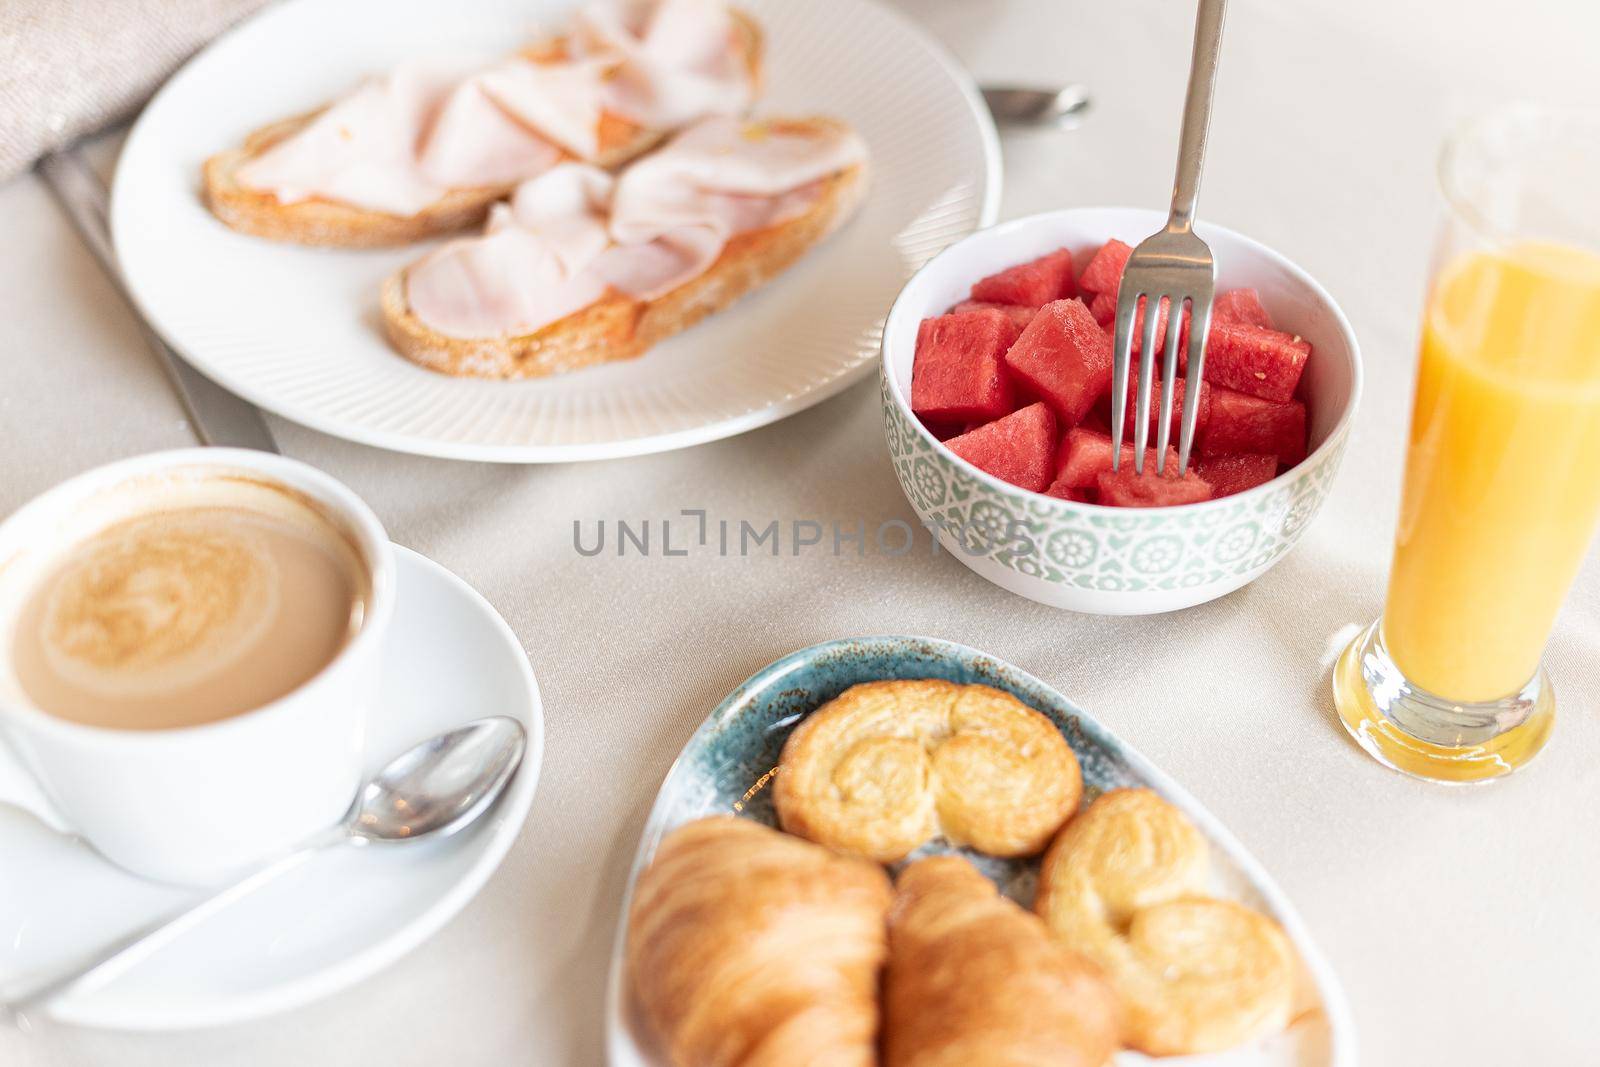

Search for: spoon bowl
xmin=353 ymin=717 xmax=527 ymax=842
xmin=981 ymin=84 xmax=1092 ymax=130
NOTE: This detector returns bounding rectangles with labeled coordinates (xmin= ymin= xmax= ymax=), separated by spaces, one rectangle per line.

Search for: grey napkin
xmin=0 ymin=0 xmax=273 ymax=181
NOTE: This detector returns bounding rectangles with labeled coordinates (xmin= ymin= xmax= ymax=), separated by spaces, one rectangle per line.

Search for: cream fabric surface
xmin=0 ymin=0 xmax=272 ymax=181
xmin=0 ymin=1 xmax=1596 ymax=1064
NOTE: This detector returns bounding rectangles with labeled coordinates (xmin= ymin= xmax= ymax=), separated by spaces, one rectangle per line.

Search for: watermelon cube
xmin=920 ymin=417 xmax=966 ymax=441
xmin=1119 ymin=374 xmax=1211 ymax=445
xmin=1188 ymin=321 xmax=1310 ymax=402
xmin=911 ymin=310 xmax=1020 ymax=423
xmin=950 ymin=299 xmax=1039 ymax=330
xmin=970 ymin=248 xmax=1077 ymax=307
xmin=1078 ymin=405 xmax=1112 ymax=435
xmin=1213 ymin=288 xmax=1273 ymax=329
xmin=1200 ymin=387 xmax=1308 ymax=466
xmin=945 ymin=402 xmax=1057 ymax=492
xmin=1045 ymin=482 xmax=1095 ymax=504
xmin=1093 ymin=290 xmax=1187 ymax=358
xmin=1088 ymin=290 xmax=1116 ymax=327
xmin=1131 ymin=295 xmax=1183 ymax=356
xmin=1003 ymin=298 xmax=1114 ymax=426
xmin=1194 ymin=453 xmax=1279 ymax=497
xmin=1077 ymin=239 xmax=1132 ymax=295
xmin=1096 ymin=466 xmax=1214 ymax=508
xmin=1053 ymin=427 xmax=1178 ymax=490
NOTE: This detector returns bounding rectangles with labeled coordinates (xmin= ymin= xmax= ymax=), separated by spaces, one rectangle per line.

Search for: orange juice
xmin=1382 ymin=242 xmax=1600 ymax=702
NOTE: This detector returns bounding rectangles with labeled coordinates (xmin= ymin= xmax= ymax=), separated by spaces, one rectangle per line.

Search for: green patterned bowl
xmin=882 ymin=207 xmax=1361 ymax=614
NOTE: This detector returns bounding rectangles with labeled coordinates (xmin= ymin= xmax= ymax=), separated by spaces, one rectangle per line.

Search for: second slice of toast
xmin=381 ymin=122 xmax=868 ymax=380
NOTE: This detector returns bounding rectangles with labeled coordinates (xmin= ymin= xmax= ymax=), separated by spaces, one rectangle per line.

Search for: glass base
xmin=1332 ymin=620 xmax=1554 ymax=784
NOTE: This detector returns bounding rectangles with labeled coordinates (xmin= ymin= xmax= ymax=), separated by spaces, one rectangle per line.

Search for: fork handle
xmin=1168 ymin=0 xmax=1228 ymax=231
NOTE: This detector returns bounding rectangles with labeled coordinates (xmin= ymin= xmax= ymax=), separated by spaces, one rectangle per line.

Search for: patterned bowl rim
xmin=880 ymin=207 xmax=1364 ymax=517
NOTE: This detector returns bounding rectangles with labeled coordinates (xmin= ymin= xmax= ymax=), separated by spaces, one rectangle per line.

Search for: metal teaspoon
xmin=4 ymin=716 xmax=527 ymax=1020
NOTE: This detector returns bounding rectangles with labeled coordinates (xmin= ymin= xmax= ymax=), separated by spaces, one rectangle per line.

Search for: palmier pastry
xmin=1035 ymin=788 xmax=1295 ymax=1055
xmin=773 ymin=679 xmax=1081 ymax=863
xmin=883 ymin=855 xmax=1120 ymax=1067
xmin=626 ymin=816 xmax=892 ymax=1067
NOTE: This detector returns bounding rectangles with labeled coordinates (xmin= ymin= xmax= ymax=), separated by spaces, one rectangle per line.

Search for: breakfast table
xmin=2 ymin=0 xmax=1596 ymax=1063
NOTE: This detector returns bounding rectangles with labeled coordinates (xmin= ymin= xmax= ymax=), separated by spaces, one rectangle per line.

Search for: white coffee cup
xmin=0 ymin=449 xmax=394 ymax=886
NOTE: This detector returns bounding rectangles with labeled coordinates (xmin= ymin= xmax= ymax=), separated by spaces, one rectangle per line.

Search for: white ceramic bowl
xmin=881 ymin=207 xmax=1362 ymax=615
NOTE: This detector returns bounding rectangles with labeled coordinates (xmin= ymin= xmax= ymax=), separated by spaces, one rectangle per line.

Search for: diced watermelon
xmin=970 ymin=248 xmax=1077 ymax=307
xmin=950 ymin=299 xmax=1039 ymax=330
xmin=1213 ymin=288 xmax=1273 ymax=329
xmin=1078 ymin=405 xmax=1112 ymax=435
xmin=1003 ymin=298 xmax=1114 ymax=426
xmin=945 ymin=402 xmax=1057 ymax=492
xmin=1096 ymin=466 xmax=1214 ymax=508
xmin=911 ymin=310 xmax=1020 ymax=422
xmin=1078 ymin=239 xmax=1133 ymax=295
xmin=1132 ymin=295 xmax=1184 ymax=356
xmin=1194 ymin=453 xmax=1279 ymax=497
xmin=1119 ymin=374 xmax=1211 ymax=446
xmin=1044 ymin=482 xmax=1095 ymax=504
xmin=1093 ymin=290 xmax=1187 ymax=358
xmin=1053 ymin=427 xmax=1179 ymax=490
xmin=1089 ymin=290 xmax=1116 ymax=326
xmin=920 ymin=417 xmax=966 ymax=441
xmin=1200 ymin=387 xmax=1308 ymax=466
xmin=1189 ymin=322 xmax=1311 ymax=402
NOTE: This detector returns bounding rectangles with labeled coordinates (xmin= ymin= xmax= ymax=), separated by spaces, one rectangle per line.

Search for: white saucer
xmin=111 ymin=0 xmax=1000 ymax=462
xmin=0 ymin=546 xmax=543 ymax=1031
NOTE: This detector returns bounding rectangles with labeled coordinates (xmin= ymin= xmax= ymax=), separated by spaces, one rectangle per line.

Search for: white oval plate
xmin=111 ymin=0 xmax=1000 ymax=463
xmin=0 ymin=547 xmax=543 ymax=1030
xmin=606 ymin=636 xmax=1356 ymax=1067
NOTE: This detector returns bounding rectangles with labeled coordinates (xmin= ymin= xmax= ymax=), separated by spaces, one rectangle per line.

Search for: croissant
xmin=627 ymin=816 xmax=893 ymax=1067
xmin=774 ymin=679 xmax=1081 ymax=863
xmin=882 ymin=855 xmax=1120 ymax=1067
xmin=1035 ymin=789 xmax=1295 ymax=1055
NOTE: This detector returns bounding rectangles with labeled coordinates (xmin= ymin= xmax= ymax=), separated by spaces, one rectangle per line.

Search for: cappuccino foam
xmin=4 ymin=479 xmax=366 ymax=730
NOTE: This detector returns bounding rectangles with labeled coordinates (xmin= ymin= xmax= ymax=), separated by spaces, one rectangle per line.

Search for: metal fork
xmin=1110 ymin=0 xmax=1228 ymax=475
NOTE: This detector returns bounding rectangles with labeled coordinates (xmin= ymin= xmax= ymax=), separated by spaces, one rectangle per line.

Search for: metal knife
xmin=37 ymin=147 xmax=279 ymax=454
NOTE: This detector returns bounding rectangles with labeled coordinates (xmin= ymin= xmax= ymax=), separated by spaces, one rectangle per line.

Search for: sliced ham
xmin=234 ymin=0 xmax=753 ymax=215
xmin=575 ymin=0 xmax=753 ymax=127
xmin=404 ymin=116 xmax=866 ymax=338
xmin=414 ymin=73 xmax=565 ymax=190
xmin=406 ymin=165 xmax=615 ymax=338
xmin=473 ymin=56 xmax=610 ymax=160
xmin=236 ymin=62 xmax=468 ymax=215
xmin=599 ymin=117 xmax=863 ymax=299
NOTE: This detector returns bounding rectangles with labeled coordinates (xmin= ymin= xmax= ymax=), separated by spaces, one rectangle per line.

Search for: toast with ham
xmin=380 ymin=116 xmax=869 ymax=379
xmin=203 ymin=2 xmax=762 ymax=248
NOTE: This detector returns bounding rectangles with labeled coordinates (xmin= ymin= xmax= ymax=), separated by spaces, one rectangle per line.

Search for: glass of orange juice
xmin=1333 ymin=106 xmax=1600 ymax=783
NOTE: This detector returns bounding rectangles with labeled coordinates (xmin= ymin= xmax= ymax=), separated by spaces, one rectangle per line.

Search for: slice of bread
xmin=380 ymin=123 xmax=868 ymax=380
xmin=202 ymin=11 xmax=762 ymax=248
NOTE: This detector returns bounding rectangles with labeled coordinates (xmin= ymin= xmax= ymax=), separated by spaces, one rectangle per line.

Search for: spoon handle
xmin=4 ymin=829 xmax=345 ymax=1018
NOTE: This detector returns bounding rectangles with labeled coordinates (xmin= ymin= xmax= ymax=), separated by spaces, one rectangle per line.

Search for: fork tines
xmin=1108 ymin=242 xmax=1216 ymax=476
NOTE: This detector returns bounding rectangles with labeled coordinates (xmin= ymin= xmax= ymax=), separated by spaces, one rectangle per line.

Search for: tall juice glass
xmin=1334 ymin=107 xmax=1600 ymax=783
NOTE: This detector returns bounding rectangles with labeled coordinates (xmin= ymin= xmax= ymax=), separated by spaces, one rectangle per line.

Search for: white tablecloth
xmin=2 ymin=1 xmax=1595 ymax=1063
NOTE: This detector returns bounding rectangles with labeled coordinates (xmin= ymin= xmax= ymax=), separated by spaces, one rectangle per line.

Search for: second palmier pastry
xmin=1035 ymin=788 xmax=1295 ymax=1056
xmin=773 ymin=679 xmax=1081 ymax=863
xmin=883 ymin=855 xmax=1120 ymax=1067
xmin=626 ymin=816 xmax=892 ymax=1067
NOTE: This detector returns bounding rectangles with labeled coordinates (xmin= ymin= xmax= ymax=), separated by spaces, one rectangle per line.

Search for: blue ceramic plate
xmin=606 ymin=636 xmax=1354 ymax=1067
